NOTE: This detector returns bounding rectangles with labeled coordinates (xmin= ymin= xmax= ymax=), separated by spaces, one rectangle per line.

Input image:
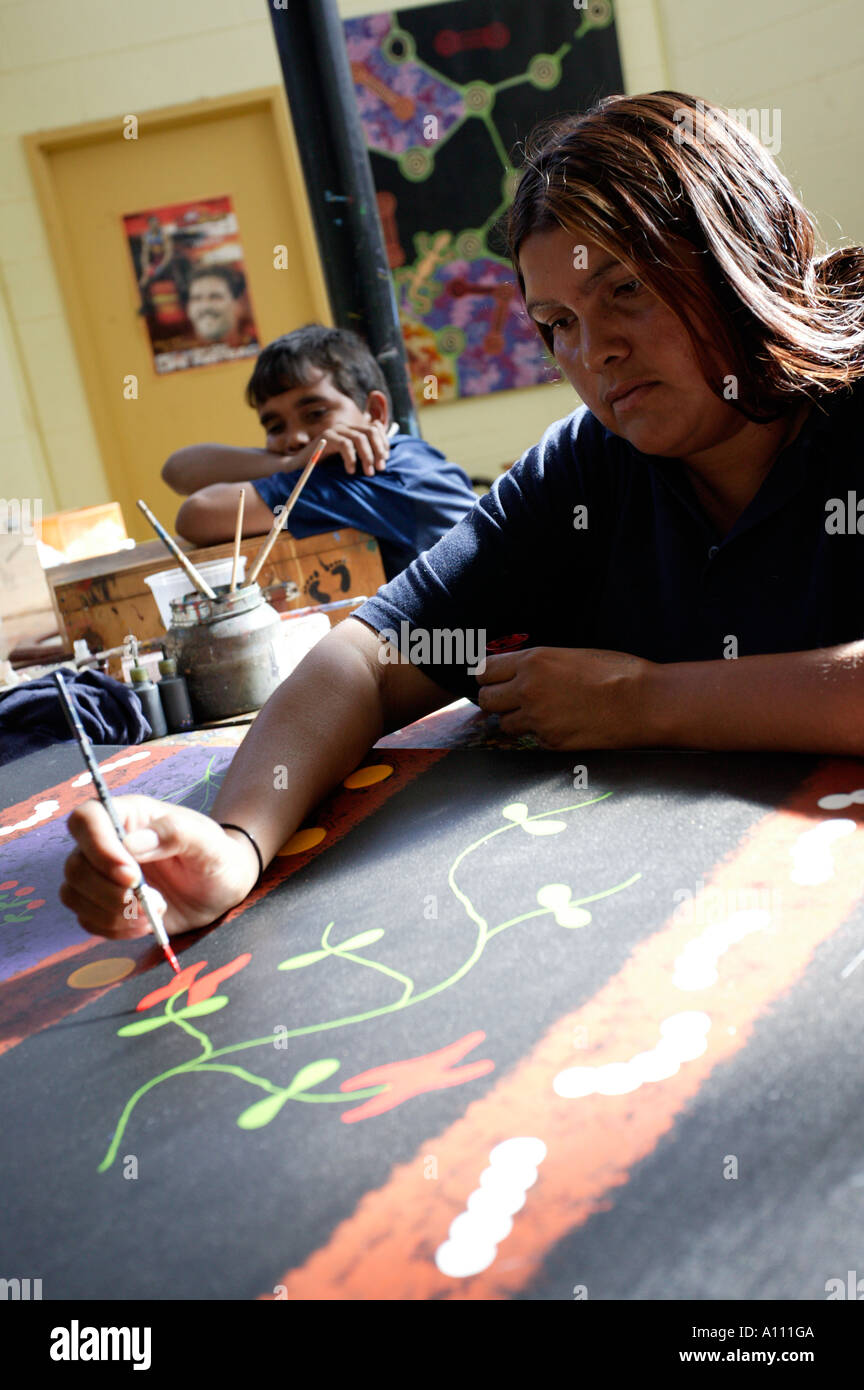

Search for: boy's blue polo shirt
xmin=355 ymin=382 xmax=864 ymax=701
xmin=250 ymin=433 xmax=476 ymax=580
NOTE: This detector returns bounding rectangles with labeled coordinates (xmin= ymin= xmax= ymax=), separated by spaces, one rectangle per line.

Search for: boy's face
xmin=257 ymin=368 xmax=386 ymax=456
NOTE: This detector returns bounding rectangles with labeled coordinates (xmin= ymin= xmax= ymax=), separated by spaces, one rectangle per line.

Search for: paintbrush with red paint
xmin=53 ymin=671 xmax=181 ymax=973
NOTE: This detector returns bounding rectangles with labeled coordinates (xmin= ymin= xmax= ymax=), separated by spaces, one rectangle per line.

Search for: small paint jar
xmin=163 ymin=584 xmax=289 ymax=723
xmin=129 ymin=662 xmax=167 ymax=739
xmin=156 ymin=656 xmax=194 ymax=733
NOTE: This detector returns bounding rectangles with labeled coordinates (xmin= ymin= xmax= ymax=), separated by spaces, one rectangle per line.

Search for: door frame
xmin=23 ymin=88 xmax=332 ymax=511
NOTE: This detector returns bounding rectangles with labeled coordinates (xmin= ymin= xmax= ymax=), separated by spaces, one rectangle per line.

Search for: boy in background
xmin=163 ymin=324 xmax=477 ymax=580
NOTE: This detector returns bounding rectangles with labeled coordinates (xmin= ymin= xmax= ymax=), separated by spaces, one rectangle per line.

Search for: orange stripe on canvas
xmin=263 ymin=758 xmax=864 ymax=1300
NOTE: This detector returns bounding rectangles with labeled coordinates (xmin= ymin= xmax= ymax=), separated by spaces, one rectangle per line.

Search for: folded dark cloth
xmin=0 ymin=668 xmax=150 ymax=767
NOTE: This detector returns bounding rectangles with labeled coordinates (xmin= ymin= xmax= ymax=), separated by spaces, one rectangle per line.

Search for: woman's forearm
xmin=646 ymin=642 xmax=864 ymax=754
xmin=211 ymin=628 xmax=385 ymax=865
xmin=210 ymin=620 xmax=448 ymax=866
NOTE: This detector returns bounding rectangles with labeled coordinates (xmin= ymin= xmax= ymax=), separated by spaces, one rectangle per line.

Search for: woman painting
xmin=60 ymin=92 xmax=864 ymax=939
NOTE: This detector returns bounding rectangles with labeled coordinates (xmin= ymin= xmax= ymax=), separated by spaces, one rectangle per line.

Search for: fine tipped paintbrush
xmin=246 ymin=437 xmax=328 ymax=586
xmin=53 ymin=671 xmax=181 ymax=973
xmin=136 ymin=498 xmax=218 ymax=601
xmin=229 ymin=488 xmax=246 ymax=593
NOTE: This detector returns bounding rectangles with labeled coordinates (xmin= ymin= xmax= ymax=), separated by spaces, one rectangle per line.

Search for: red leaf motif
xmin=188 ymin=954 xmax=252 ymax=1004
xmin=135 ymin=954 xmax=251 ymax=1012
xmin=338 ymin=1030 xmax=494 ymax=1123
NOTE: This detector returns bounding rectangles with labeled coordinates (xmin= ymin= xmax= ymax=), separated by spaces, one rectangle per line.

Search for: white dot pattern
xmin=552 ymin=1013 xmax=712 ymax=1099
xmin=435 ymin=1137 xmax=547 ymax=1279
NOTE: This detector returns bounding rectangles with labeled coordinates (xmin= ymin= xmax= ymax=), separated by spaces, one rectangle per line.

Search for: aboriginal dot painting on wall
xmin=343 ymin=0 xmax=623 ymax=401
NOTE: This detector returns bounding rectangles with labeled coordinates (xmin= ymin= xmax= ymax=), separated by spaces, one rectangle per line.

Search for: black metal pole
xmin=267 ymin=0 xmax=419 ymax=434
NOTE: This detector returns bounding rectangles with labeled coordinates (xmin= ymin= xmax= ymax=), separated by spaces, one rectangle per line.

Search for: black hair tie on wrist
xmin=219 ymin=822 xmax=264 ymax=890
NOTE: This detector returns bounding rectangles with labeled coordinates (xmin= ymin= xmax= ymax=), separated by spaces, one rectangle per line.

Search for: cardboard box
xmin=47 ymin=528 xmax=385 ymax=654
xmin=0 ymin=533 xmax=53 ymax=620
xmin=39 ymin=502 xmax=128 ymax=562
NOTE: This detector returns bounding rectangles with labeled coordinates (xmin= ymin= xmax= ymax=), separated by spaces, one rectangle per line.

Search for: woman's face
xmin=519 ymin=225 xmax=747 ymax=462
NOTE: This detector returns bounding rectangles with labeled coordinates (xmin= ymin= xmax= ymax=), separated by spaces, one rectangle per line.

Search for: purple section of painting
xmin=0 ymin=746 xmax=233 ymax=981
xmin=344 ymin=12 xmax=557 ymax=396
xmin=348 ymin=14 xmax=464 ymax=154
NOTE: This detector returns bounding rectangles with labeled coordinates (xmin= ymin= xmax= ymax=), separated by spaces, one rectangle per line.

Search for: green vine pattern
xmin=99 ymin=793 xmax=640 ymax=1171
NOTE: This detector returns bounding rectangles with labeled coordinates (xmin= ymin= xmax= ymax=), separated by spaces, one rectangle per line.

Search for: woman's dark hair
xmin=502 ymin=91 xmax=864 ymax=420
xmin=246 ymin=324 xmax=392 ymax=415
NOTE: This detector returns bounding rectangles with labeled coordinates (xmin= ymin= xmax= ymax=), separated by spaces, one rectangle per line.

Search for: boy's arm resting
xmin=60 ymin=620 xmax=449 ymax=938
xmin=162 ymin=444 xmax=280 ymax=495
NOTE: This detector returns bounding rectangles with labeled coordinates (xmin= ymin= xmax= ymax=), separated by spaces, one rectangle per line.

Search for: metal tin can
xmin=163 ymin=583 xmax=288 ymax=722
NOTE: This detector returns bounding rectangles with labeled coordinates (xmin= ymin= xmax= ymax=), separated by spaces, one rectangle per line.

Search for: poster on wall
xmin=123 ymin=196 xmax=261 ymax=375
xmin=343 ymin=0 xmax=623 ymax=404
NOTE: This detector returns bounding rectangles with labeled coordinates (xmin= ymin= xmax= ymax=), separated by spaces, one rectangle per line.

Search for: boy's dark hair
xmin=246 ymin=324 xmax=392 ymax=415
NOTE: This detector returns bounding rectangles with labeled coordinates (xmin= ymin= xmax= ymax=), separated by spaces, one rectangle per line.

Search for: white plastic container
xmin=278 ymin=611 xmax=331 ymax=675
xmin=144 ymin=557 xmax=247 ymax=629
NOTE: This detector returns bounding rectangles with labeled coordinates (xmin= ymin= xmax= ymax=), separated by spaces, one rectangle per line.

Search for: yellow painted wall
xmin=0 ymin=0 xmax=291 ymax=520
xmin=655 ymin=0 xmax=864 ymax=253
xmin=1 ymin=0 xmax=862 ymax=518
xmin=29 ymin=93 xmax=331 ymax=542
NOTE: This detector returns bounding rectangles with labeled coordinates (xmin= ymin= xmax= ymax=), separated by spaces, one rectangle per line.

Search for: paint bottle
xmin=156 ymin=656 xmax=194 ymax=733
xmin=130 ymin=661 xmax=167 ymax=739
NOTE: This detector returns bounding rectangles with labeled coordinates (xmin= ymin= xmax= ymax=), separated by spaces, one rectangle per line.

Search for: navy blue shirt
xmin=355 ymin=382 xmax=864 ymax=701
xmin=250 ymin=433 xmax=476 ymax=580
